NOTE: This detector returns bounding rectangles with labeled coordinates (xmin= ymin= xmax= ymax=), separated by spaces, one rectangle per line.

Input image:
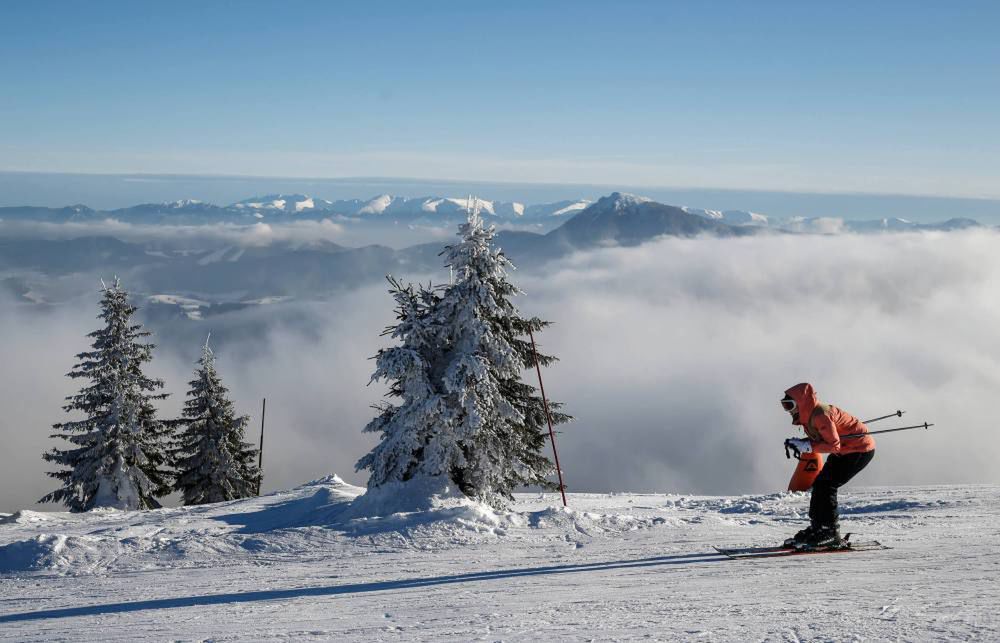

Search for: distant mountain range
xmin=0 ymin=193 xmax=594 ymax=226
xmin=0 ymin=191 xmax=984 ymax=233
xmin=0 ymin=192 xmax=990 ymax=319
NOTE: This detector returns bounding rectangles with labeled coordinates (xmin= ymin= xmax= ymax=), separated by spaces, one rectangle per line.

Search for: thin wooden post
xmin=529 ymin=328 xmax=567 ymax=507
xmin=257 ymin=398 xmax=266 ymax=496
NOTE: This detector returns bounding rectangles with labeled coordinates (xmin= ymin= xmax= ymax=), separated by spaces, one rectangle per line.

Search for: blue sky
xmin=1 ymin=1 xmax=997 ymax=197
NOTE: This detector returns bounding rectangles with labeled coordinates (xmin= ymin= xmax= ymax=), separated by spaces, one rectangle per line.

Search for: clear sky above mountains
xmin=1 ymin=1 xmax=997 ymax=198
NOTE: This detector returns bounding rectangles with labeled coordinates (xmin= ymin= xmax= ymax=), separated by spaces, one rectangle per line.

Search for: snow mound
xmin=228 ymin=476 xmax=671 ymax=543
xmin=335 ymin=476 xmax=505 ymax=537
xmin=331 ymin=478 xmax=672 ymax=542
xmin=656 ymin=493 xmax=801 ymax=517
xmin=0 ymin=478 xmax=680 ymax=577
xmin=0 ymin=509 xmax=60 ymax=525
xmin=0 ymin=533 xmax=120 ymax=575
xmin=513 ymin=506 xmax=669 ymax=536
xmin=841 ymin=499 xmax=953 ymax=514
xmin=221 ymin=474 xmax=365 ymax=533
xmin=5 ymin=477 xmax=879 ymax=578
xmin=708 ymin=493 xmax=796 ymax=515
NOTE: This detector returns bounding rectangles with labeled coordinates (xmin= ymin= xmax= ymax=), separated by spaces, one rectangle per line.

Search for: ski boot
xmin=794 ymin=525 xmax=846 ymax=551
xmin=783 ymin=524 xmax=816 ymax=548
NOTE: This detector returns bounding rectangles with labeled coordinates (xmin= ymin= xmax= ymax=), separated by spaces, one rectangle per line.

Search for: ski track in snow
xmin=0 ymin=481 xmax=997 ymax=641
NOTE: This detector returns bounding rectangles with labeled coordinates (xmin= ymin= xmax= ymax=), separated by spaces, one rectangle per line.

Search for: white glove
xmin=785 ymin=438 xmax=813 ymax=455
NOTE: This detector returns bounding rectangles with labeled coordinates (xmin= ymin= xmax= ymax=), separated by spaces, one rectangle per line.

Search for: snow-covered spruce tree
xmin=172 ymin=338 xmax=260 ymax=505
xmin=356 ymin=277 xmax=448 ymax=487
xmin=432 ymin=207 xmax=570 ymax=507
xmin=357 ymin=207 xmax=569 ymax=508
xmin=41 ymin=279 xmax=173 ymax=511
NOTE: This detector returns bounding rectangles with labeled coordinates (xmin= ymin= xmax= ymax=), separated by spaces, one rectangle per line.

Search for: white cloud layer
xmin=0 ymin=218 xmax=346 ymax=248
xmin=2 ymin=230 xmax=999 ymax=512
xmin=517 ymin=230 xmax=1000 ymax=493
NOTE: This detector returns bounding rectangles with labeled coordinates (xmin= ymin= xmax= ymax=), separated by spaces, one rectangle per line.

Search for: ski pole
xmin=863 ymin=410 xmax=904 ymax=424
xmin=785 ymin=422 xmax=933 ymax=459
xmin=841 ymin=422 xmax=934 ymax=439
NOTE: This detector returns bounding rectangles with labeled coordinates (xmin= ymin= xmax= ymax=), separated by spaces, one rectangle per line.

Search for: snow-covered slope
xmin=683 ymin=206 xmax=770 ymax=226
xmin=232 ymin=194 xmax=335 ymax=214
xmin=350 ymin=195 xmax=525 ymax=219
xmin=356 ymin=194 xmax=394 ymax=215
xmin=1 ymin=480 xmax=996 ymax=640
xmin=308 ymin=195 xmax=582 ymax=221
xmin=529 ymin=199 xmax=592 ymax=218
xmin=227 ymin=194 xmax=571 ymax=222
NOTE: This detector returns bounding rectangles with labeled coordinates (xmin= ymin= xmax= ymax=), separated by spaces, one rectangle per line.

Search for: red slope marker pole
xmin=529 ymin=328 xmax=567 ymax=507
xmin=257 ymin=398 xmax=266 ymax=496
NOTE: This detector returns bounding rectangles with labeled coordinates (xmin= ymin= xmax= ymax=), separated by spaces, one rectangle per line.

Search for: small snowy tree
xmin=357 ymin=206 xmax=570 ymax=508
xmin=172 ymin=338 xmax=260 ymax=505
xmin=356 ymin=277 xmax=449 ymax=487
xmin=41 ymin=279 xmax=173 ymax=511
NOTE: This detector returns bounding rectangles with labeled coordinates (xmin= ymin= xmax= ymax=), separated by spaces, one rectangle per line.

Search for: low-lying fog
xmin=3 ymin=230 xmax=997 ymax=512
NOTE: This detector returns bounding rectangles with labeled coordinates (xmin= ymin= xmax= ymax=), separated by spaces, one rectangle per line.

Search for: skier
xmin=781 ymin=382 xmax=875 ymax=548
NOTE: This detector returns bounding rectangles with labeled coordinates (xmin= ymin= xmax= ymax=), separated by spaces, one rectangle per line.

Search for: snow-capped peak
xmin=358 ymin=194 xmax=395 ymax=215
xmin=170 ymin=199 xmax=203 ymax=208
xmin=447 ymin=197 xmax=495 ymax=216
xmin=420 ymin=197 xmax=496 ymax=216
xmin=593 ymin=192 xmax=653 ymax=213
xmin=232 ymin=194 xmax=319 ymax=213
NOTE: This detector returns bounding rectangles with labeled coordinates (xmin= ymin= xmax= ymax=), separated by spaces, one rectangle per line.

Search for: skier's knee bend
xmin=812 ymin=479 xmax=833 ymax=493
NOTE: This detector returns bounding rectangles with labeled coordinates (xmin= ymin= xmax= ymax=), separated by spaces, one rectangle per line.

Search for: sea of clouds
xmin=0 ymin=215 xmax=537 ymax=250
xmin=3 ymin=229 xmax=998 ymax=512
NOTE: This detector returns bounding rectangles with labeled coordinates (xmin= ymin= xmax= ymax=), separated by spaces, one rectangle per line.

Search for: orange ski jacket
xmin=785 ymin=383 xmax=875 ymax=455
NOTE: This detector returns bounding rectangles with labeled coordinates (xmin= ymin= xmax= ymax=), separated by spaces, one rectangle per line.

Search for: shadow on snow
xmin=0 ymin=552 xmax=727 ymax=623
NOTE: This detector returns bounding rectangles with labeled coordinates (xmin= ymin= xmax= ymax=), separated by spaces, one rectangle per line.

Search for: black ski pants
xmin=809 ymin=450 xmax=875 ymax=529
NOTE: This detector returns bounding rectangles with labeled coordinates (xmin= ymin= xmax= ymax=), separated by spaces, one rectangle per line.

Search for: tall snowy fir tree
xmin=41 ymin=279 xmax=173 ymax=511
xmin=172 ymin=339 xmax=260 ymax=505
xmin=433 ymin=206 xmax=571 ymax=506
xmin=358 ymin=206 xmax=570 ymax=508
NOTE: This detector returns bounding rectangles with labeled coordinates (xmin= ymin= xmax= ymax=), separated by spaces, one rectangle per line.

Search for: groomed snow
xmin=1 ymin=480 xmax=997 ymax=640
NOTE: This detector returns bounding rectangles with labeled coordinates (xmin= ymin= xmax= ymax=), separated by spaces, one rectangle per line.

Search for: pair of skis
xmin=715 ymin=533 xmax=890 ymax=560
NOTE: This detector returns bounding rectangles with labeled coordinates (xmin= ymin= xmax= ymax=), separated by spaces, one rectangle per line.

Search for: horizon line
xmin=2 ymin=169 xmax=999 ymax=205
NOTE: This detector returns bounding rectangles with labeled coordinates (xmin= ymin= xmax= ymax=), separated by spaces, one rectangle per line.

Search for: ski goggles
xmin=780 ymin=397 xmax=797 ymax=413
